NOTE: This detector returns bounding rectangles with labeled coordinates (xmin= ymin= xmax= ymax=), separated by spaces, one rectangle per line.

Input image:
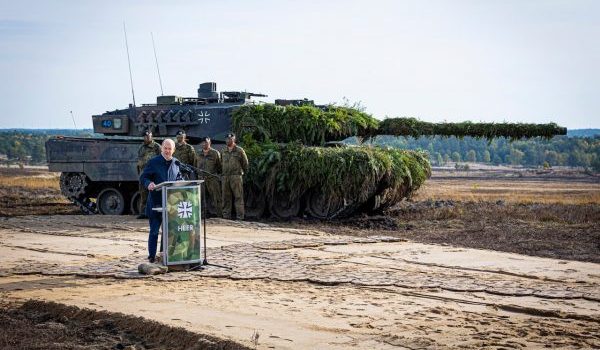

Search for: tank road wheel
xmin=244 ymin=184 xmax=266 ymax=219
xmin=130 ymin=191 xmax=141 ymax=215
xmin=363 ymin=194 xmax=382 ymax=214
xmin=59 ymin=172 xmax=88 ymax=198
xmin=306 ymin=190 xmax=345 ymax=219
xmin=97 ymin=188 xmax=126 ymax=215
xmin=269 ymin=191 xmax=300 ymax=220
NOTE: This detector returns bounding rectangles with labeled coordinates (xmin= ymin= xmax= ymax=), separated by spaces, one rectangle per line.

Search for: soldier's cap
xmin=144 ymin=130 xmax=152 ymax=136
xmin=200 ymin=136 xmax=211 ymax=143
xmin=226 ymin=132 xmax=235 ymax=138
xmin=176 ymin=130 xmax=186 ymax=136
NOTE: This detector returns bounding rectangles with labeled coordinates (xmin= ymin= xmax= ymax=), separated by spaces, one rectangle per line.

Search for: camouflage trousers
xmin=139 ymin=183 xmax=149 ymax=215
xmin=204 ymin=177 xmax=222 ymax=217
xmin=222 ymin=175 xmax=244 ymax=220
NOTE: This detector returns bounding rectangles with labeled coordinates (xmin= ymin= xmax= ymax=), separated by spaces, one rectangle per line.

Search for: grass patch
xmin=0 ymin=174 xmax=60 ymax=190
xmin=414 ymin=178 xmax=600 ymax=205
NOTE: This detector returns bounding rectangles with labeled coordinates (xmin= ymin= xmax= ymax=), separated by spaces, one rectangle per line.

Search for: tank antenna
xmin=151 ymin=32 xmax=164 ymax=95
xmin=123 ymin=22 xmax=136 ymax=106
xmin=69 ymin=110 xmax=77 ymax=129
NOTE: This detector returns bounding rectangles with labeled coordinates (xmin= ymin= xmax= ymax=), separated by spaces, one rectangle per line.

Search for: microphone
xmin=175 ymin=160 xmax=195 ymax=174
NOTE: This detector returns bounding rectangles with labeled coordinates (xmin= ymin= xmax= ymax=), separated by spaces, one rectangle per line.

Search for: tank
xmin=46 ymin=82 xmax=567 ymax=218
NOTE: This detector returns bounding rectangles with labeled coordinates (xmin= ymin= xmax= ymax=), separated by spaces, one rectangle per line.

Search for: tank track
xmin=59 ymin=173 xmax=97 ymax=214
xmin=71 ymin=197 xmax=97 ymax=215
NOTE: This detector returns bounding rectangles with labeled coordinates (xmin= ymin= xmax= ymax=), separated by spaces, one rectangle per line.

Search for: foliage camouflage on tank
xmin=240 ymin=139 xmax=431 ymax=218
xmin=232 ymin=104 xmax=378 ymax=146
xmin=232 ymin=104 xmax=567 ymax=143
xmin=375 ymin=118 xmax=567 ymax=140
xmin=230 ymin=103 xmax=566 ymax=218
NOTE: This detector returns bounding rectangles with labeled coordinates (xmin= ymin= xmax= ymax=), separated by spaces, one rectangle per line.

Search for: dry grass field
xmin=0 ymin=167 xmax=76 ymax=216
xmin=415 ymin=174 xmax=600 ymax=205
xmin=0 ymin=168 xmax=60 ymax=189
xmin=295 ymin=168 xmax=600 ymax=263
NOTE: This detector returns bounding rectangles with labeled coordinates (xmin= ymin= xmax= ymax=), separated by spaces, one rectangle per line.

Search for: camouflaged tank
xmin=46 ymin=82 xmax=567 ymax=219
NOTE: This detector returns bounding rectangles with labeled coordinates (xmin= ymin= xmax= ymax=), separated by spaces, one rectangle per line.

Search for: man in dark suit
xmin=139 ymin=138 xmax=182 ymax=263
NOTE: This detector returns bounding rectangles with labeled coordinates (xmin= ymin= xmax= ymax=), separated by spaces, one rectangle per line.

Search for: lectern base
xmin=167 ymin=263 xmax=203 ymax=272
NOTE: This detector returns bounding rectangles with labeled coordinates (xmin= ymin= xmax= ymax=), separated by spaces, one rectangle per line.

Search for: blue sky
xmin=1 ymin=0 xmax=598 ymax=129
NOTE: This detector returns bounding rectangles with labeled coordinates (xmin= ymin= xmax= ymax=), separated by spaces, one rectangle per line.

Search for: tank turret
xmin=91 ymin=82 xmax=266 ymax=142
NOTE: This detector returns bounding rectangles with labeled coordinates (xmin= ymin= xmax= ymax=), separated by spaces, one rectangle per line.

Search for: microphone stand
xmin=178 ymin=162 xmax=231 ymax=271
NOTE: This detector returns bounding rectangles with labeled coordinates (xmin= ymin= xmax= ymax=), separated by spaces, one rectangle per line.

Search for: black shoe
xmin=137 ymin=214 xmax=147 ymax=219
xmin=148 ymin=257 xmax=156 ymax=263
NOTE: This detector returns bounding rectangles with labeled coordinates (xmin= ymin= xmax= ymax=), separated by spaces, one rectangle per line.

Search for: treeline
xmin=368 ymin=135 xmax=600 ymax=171
xmin=0 ymin=130 xmax=92 ymax=163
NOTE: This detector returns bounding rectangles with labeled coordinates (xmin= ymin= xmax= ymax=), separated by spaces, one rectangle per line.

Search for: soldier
xmin=196 ymin=136 xmax=222 ymax=217
xmin=221 ymin=133 xmax=248 ymax=220
xmin=136 ymin=130 xmax=160 ymax=219
xmin=173 ymin=130 xmax=196 ymax=166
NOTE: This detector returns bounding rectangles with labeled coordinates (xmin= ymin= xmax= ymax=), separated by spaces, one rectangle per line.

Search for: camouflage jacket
xmin=222 ymin=145 xmax=249 ymax=176
xmin=137 ymin=141 xmax=161 ymax=173
xmin=173 ymin=142 xmax=196 ymax=166
xmin=196 ymin=148 xmax=222 ymax=177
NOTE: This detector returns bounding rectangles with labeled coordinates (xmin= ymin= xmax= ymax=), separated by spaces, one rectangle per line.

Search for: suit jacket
xmin=139 ymin=155 xmax=182 ymax=216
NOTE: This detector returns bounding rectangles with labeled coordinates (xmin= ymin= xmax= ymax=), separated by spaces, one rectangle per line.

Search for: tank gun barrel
xmin=374 ymin=118 xmax=567 ymax=140
xmin=233 ymin=104 xmax=567 ymax=145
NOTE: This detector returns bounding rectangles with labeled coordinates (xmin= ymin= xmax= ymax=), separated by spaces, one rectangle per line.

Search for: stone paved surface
xmin=1 ymin=220 xmax=598 ymax=304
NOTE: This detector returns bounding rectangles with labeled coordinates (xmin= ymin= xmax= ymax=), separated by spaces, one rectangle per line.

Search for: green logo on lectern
xmin=165 ymin=186 xmax=201 ymax=264
xmin=177 ymin=201 xmax=193 ymax=218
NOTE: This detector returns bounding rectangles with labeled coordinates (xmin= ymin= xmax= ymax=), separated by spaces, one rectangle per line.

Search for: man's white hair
xmin=162 ymin=138 xmax=175 ymax=148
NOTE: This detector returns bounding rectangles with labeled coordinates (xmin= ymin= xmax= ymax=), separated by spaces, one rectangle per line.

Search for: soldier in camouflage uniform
xmin=196 ymin=136 xmax=222 ymax=217
xmin=173 ymin=130 xmax=196 ymax=166
xmin=137 ymin=130 xmax=161 ymax=219
xmin=221 ymin=133 xmax=249 ymax=220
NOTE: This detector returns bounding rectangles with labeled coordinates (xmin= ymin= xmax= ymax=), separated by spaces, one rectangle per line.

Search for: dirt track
xmin=1 ymin=215 xmax=599 ymax=349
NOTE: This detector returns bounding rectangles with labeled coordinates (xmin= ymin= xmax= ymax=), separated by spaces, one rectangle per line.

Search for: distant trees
xmin=483 ymin=150 xmax=491 ymax=163
xmin=592 ymin=157 xmax=600 ymax=172
xmin=0 ymin=130 xmax=92 ymax=164
xmin=544 ymin=150 xmax=560 ymax=166
xmin=371 ymin=134 xmax=600 ymax=169
xmin=435 ymin=152 xmax=444 ymax=166
xmin=466 ymin=149 xmax=477 ymax=162
xmin=443 ymin=153 xmax=450 ymax=164
xmin=509 ymin=149 xmax=524 ymax=165
xmin=451 ymin=151 xmax=461 ymax=163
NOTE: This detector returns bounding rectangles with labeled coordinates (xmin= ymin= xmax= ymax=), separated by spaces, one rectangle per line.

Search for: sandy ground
xmin=1 ymin=215 xmax=599 ymax=349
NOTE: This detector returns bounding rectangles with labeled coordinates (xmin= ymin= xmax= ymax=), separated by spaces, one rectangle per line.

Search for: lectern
xmin=153 ymin=180 xmax=204 ymax=266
